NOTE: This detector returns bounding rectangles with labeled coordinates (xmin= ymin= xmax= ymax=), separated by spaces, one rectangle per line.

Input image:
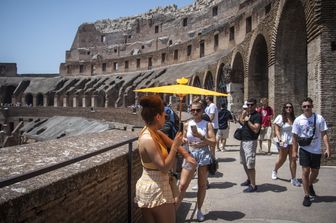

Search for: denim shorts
xmin=299 ymin=148 xmax=322 ymax=169
xmin=183 ymin=147 xmax=211 ymax=167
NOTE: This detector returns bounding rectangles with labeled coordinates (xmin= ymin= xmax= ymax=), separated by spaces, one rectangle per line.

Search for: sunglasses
xmin=285 ymin=106 xmax=292 ymax=109
xmin=302 ymin=105 xmax=312 ymax=108
xmin=190 ymin=108 xmax=201 ymax=113
xmin=246 ymin=104 xmax=254 ymax=107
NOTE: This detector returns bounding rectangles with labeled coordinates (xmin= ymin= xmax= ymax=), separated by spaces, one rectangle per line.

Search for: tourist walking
xmin=216 ymin=102 xmax=233 ymax=151
xmin=238 ymin=98 xmax=261 ymax=192
xmin=205 ymin=96 xmax=218 ymax=157
xmin=183 ymin=101 xmax=216 ymax=221
xmin=135 ymin=95 xmax=196 ymax=223
xmin=292 ymin=97 xmax=331 ymax=207
xmin=257 ymin=97 xmax=273 ymax=154
xmin=271 ymin=102 xmax=301 ymax=187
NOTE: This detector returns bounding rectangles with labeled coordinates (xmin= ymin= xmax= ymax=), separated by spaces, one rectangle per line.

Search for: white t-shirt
xmin=273 ymin=115 xmax=293 ymax=145
xmin=292 ymin=113 xmax=328 ymax=154
xmin=205 ymin=103 xmax=218 ymax=129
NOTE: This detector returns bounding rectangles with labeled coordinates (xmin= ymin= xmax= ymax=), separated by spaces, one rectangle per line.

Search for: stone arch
xmin=273 ymin=0 xmax=307 ymax=112
xmin=96 ymin=91 xmax=106 ymax=107
xmin=47 ymin=92 xmax=54 ymax=106
xmin=204 ymin=71 xmax=214 ymax=90
xmin=215 ymin=63 xmax=229 ymax=107
xmin=192 ymin=75 xmax=201 ymax=88
xmin=25 ymin=93 xmax=33 ymax=106
xmin=229 ymin=51 xmax=245 ymax=112
xmin=1 ymin=85 xmax=16 ymax=105
xmin=248 ymin=34 xmax=268 ymax=101
xmin=36 ymin=93 xmax=44 ymax=106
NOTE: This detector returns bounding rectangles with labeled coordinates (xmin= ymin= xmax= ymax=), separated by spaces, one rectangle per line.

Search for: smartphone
xmin=179 ymin=122 xmax=183 ymax=132
xmin=191 ymin=125 xmax=197 ymax=134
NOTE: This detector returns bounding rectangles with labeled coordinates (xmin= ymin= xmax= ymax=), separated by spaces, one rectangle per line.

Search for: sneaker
xmin=291 ymin=178 xmax=301 ymax=187
xmin=303 ymin=195 xmax=312 ymax=207
xmin=192 ymin=184 xmax=198 ymax=191
xmin=240 ymin=179 xmax=250 ymax=186
xmin=309 ymin=185 xmax=316 ymax=197
xmin=243 ymin=185 xmax=258 ymax=193
xmin=271 ymin=170 xmax=277 ymax=180
xmin=196 ymin=209 xmax=205 ymax=222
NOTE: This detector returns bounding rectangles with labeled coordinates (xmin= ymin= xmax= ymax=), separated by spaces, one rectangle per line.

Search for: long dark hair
xmin=139 ymin=95 xmax=164 ymax=125
xmin=281 ymin=102 xmax=295 ymax=123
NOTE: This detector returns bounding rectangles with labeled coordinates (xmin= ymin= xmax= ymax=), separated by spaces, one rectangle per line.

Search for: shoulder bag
xmin=297 ymin=113 xmax=316 ymax=147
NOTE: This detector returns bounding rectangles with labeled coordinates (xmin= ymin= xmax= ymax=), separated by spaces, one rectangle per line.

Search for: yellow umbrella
xmin=134 ymin=77 xmax=229 ymax=129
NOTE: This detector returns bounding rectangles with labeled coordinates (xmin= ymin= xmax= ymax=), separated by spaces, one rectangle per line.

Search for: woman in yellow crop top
xmin=135 ymin=95 xmax=196 ymax=223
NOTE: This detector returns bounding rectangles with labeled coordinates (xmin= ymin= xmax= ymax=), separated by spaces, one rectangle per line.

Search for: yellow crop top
xmin=139 ymin=127 xmax=168 ymax=170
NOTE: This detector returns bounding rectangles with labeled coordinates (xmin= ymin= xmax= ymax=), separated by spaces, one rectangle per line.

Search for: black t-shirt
xmin=218 ymin=108 xmax=233 ymax=129
xmin=241 ymin=111 xmax=261 ymax=140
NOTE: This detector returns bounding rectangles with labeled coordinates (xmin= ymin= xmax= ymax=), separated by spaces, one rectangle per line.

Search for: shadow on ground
xmin=256 ymin=183 xmax=287 ymax=193
xmin=217 ymin=157 xmax=236 ymax=163
xmin=177 ymin=202 xmax=193 ymax=223
xmin=202 ymin=210 xmax=245 ymax=222
xmin=208 ymin=181 xmax=237 ymax=189
xmin=313 ymin=196 xmax=336 ymax=203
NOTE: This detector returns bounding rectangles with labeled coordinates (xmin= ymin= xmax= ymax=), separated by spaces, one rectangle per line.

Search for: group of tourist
xmin=134 ymin=94 xmax=331 ymax=222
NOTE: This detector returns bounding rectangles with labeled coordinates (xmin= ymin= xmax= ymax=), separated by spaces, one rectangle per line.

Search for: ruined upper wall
xmin=66 ymin=0 xmax=241 ymax=62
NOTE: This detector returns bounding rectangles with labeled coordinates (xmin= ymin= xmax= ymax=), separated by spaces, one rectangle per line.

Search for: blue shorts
xmin=188 ymin=147 xmax=211 ymax=167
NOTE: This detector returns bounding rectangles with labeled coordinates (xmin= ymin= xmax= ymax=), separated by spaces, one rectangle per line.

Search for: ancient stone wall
xmin=0 ymin=131 xmax=142 ymax=223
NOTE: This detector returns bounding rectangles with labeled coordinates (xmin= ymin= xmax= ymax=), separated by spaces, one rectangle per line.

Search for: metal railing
xmin=0 ymin=137 xmax=138 ymax=223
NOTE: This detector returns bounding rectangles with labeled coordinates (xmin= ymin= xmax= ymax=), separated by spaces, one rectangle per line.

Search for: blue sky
xmin=0 ymin=0 xmax=193 ymax=74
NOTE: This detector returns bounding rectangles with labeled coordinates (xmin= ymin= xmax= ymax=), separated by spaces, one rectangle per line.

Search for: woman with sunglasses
xmin=135 ymin=95 xmax=196 ymax=223
xmin=182 ymin=101 xmax=216 ymax=221
xmin=271 ymin=102 xmax=301 ymax=187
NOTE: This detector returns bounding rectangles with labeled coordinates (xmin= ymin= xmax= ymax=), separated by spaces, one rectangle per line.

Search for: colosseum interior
xmin=0 ymin=0 xmax=335 ymax=222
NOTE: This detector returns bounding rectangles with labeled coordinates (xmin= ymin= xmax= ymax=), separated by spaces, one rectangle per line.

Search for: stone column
xmin=105 ymin=96 xmax=109 ymax=108
xmin=43 ymin=95 xmax=48 ymax=107
xmin=73 ymin=96 xmax=77 ymax=108
xmin=91 ymin=95 xmax=96 ymax=108
xmin=32 ymin=95 xmax=37 ymax=107
xmin=82 ymin=97 xmax=86 ymax=108
xmin=63 ymin=96 xmax=67 ymax=107
xmin=54 ymin=95 xmax=58 ymax=107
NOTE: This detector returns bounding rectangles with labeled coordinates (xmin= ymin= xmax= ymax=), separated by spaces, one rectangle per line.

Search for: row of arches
xmin=187 ymin=0 xmax=308 ymax=114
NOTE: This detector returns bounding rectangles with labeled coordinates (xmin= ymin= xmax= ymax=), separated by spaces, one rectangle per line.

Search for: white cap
xmin=242 ymin=101 xmax=248 ymax=109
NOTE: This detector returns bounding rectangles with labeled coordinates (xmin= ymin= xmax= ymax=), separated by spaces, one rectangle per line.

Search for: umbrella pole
xmin=178 ymin=95 xmax=183 ymax=132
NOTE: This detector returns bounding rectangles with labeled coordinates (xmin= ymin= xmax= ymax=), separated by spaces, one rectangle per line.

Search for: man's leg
xmin=302 ymin=166 xmax=311 ymax=196
xmin=267 ymin=139 xmax=271 ymax=153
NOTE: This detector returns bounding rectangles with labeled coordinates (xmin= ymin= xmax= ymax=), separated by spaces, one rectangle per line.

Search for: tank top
xmin=186 ymin=119 xmax=208 ymax=147
xmin=139 ymin=127 xmax=168 ymax=170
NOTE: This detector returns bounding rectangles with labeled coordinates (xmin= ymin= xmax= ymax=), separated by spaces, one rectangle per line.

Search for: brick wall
xmin=0 ymin=131 xmax=143 ymax=223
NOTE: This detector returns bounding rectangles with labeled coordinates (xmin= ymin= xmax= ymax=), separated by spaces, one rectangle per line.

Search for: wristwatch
xmin=201 ymin=135 xmax=205 ymax=140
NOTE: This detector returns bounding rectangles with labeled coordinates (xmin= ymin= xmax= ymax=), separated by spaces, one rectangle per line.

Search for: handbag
xmin=169 ymin=172 xmax=180 ymax=198
xmin=297 ymin=113 xmax=316 ymax=147
xmin=234 ymin=128 xmax=243 ymax=140
xmin=208 ymin=156 xmax=218 ymax=175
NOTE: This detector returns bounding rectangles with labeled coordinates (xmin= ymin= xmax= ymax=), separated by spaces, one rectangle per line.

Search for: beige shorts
xmin=216 ymin=128 xmax=229 ymax=140
xmin=258 ymin=126 xmax=272 ymax=140
xmin=240 ymin=140 xmax=257 ymax=169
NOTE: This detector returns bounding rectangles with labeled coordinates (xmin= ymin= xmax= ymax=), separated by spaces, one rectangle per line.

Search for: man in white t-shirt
xmin=292 ymin=97 xmax=331 ymax=207
xmin=205 ymin=96 xmax=218 ymax=157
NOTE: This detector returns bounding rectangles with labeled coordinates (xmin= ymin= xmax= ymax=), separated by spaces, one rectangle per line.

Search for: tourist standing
xmin=257 ymin=98 xmax=273 ymax=154
xmin=271 ymin=102 xmax=301 ymax=187
xmin=238 ymin=98 xmax=261 ymax=192
xmin=292 ymin=97 xmax=331 ymax=207
xmin=217 ymin=102 xmax=233 ymax=151
xmin=183 ymin=101 xmax=216 ymax=221
xmin=205 ymin=96 xmax=218 ymax=157
xmin=135 ymin=95 xmax=196 ymax=222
